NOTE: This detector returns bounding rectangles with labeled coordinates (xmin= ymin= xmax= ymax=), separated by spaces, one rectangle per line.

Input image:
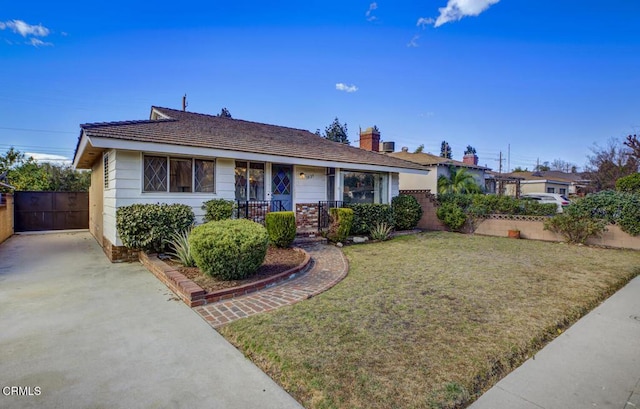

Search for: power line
xmin=0 ymin=126 xmax=76 ymax=134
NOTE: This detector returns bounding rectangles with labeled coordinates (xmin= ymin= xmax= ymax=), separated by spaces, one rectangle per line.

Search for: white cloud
xmin=28 ymin=38 xmax=53 ymax=47
xmin=366 ymin=2 xmax=378 ymax=21
xmin=1 ymin=19 xmax=50 ymax=37
xmin=434 ymin=0 xmax=500 ymax=27
xmin=407 ymin=35 xmax=420 ymax=48
xmin=27 ymin=153 xmax=71 ymax=164
xmin=416 ymin=17 xmax=435 ymax=28
xmin=336 ymin=83 xmax=358 ymax=93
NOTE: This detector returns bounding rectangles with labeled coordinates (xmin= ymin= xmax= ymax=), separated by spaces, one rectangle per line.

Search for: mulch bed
xmin=172 ymin=247 xmax=306 ymax=293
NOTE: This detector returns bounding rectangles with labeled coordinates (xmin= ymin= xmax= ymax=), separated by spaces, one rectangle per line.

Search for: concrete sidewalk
xmin=0 ymin=232 xmax=303 ymax=409
xmin=469 ymin=275 xmax=640 ymax=409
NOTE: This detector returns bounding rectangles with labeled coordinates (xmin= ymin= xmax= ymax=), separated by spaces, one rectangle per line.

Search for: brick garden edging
xmin=139 ymin=248 xmax=311 ymax=308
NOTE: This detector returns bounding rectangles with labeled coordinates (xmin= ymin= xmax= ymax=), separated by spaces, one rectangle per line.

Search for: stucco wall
xmin=399 ymin=166 xmax=484 ymax=195
xmin=0 ymin=194 xmax=14 ymax=244
xmin=474 ymin=217 xmax=640 ymax=250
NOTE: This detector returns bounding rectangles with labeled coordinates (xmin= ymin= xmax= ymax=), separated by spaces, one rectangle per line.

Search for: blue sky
xmin=1 ymin=0 xmax=639 ymax=172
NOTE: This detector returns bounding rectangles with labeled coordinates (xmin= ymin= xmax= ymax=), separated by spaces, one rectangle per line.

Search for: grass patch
xmin=219 ymin=232 xmax=640 ymax=409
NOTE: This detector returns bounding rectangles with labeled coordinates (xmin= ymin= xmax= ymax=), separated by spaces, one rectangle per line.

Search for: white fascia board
xmin=72 ymin=131 xmax=90 ymax=169
xmin=87 ymin=137 xmax=429 ymax=175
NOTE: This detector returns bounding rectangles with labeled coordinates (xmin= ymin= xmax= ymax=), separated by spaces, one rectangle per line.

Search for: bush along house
xmin=72 ymin=106 xmax=428 ymax=261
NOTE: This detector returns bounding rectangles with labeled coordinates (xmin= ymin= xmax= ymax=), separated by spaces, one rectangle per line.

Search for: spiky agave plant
xmin=369 ymin=222 xmax=394 ymax=241
xmin=167 ymin=228 xmax=196 ymax=267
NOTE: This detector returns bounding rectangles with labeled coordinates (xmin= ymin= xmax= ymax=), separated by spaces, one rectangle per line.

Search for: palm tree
xmin=437 ymin=166 xmax=482 ymax=194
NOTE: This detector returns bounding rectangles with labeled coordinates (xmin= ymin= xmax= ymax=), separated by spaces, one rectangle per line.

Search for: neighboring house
xmin=499 ymin=170 xmax=595 ymax=196
xmin=502 ymin=171 xmax=574 ymax=196
xmin=72 ymin=106 xmax=428 ymax=261
xmin=386 ymin=148 xmax=490 ymax=195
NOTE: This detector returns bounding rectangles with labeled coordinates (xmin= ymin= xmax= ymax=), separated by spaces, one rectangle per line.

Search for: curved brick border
xmin=194 ymin=243 xmax=349 ymax=328
xmin=140 ymin=247 xmax=311 ymax=308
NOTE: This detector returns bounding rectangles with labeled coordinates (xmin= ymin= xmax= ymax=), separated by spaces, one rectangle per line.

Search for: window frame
xmin=235 ymin=161 xmax=265 ymax=201
xmin=142 ymin=154 xmax=215 ymax=194
xmin=340 ymin=170 xmax=389 ymax=204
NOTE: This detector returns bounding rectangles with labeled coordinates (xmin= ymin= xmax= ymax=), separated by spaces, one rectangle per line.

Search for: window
xmin=342 ymin=171 xmax=388 ymax=204
xmin=546 ymin=187 xmax=556 ymax=193
xmin=326 ymin=168 xmax=335 ymax=201
xmin=103 ymin=153 xmax=109 ymax=189
xmin=143 ymin=155 xmax=214 ymax=193
xmin=235 ymin=161 xmax=265 ymax=200
xmin=559 ymin=188 xmax=567 ymax=195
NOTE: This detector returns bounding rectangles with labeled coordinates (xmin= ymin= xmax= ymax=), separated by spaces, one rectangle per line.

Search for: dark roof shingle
xmin=76 ymin=106 xmax=426 ymax=171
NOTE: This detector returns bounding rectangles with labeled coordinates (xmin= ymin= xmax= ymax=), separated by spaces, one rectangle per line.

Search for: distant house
xmin=385 ymin=147 xmax=490 ymax=195
xmin=502 ymin=171 xmax=591 ymax=196
xmin=72 ymin=106 xmax=428 ymax=261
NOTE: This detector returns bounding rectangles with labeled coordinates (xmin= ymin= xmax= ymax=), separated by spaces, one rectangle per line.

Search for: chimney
xmin=359 ymin=127 xmax=380 ymax=152
xmin=463 ymin=153 xmax=478 ymax=166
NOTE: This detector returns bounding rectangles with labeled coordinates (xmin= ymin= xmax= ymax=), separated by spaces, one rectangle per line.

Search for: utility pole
xmin=507 ymin=144 xmax=510 ymax=173
xmin=182 ymin=94 xmax=188 ymax=112
xmin=496 ymin=151 xmax=504 ymax=174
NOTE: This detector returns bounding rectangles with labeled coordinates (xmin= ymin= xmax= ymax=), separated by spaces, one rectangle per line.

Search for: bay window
xmin=341 ymin=171 xmax=388 ymax=204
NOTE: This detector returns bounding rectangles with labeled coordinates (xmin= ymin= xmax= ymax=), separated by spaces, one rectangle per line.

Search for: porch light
xmin=299 ymin=172 xmax=306 ymax=179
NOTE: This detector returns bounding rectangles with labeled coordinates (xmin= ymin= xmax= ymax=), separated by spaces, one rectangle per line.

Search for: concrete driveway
xmin=0 ymin=232 xmax=303 ymax=409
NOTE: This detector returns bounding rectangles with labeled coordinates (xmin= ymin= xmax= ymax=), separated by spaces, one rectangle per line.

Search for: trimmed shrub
xmin=190 ymin=219 xmax=268 ymax=280
xmin=202 ymin=199 xmax=235 ymax=222
xmin=347 ymin=203 xmax=393 ymax=235
xmin=116 ymin=203 xmax=194 ymax=253
xmin=327 ymin=208 xmax=354 ymax=243
xmin=265 ymin=211 xmax=296 ymax=248
xmin=616 ymin=173 xmax=640 ymax=193
xmin=544 ymin=213 xmax=608 ymax=244
xmin=436 ymin=202 xmax=467 ymax=231
xmin=618 ymin=194 xmax=640 ymax=236
xmin=391 ymin=195 xmax=423 ymax=230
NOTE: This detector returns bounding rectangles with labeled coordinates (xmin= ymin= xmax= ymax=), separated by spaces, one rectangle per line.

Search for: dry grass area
xmin=219 ymin=232 xmax=640 ymax=409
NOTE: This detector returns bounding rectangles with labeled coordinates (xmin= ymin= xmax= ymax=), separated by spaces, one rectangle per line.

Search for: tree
xmin=534 ymin=161 xmax=551 ymax=172
xmin=625 ymin=134 xmax=640 ymax=161
xmin=440 ymin=141 xmax=452 ymax=159
xmin=616 ymin=173 xmax=640 ymax=193
xmin=217 ymin=108 xmax=232 ymax=118
xmin=464 ymin=145 xmax=476 ymax=155
xmin=414 ymin=144 xmax=424 ymax=154
xmin=550 ymin=158 xmax=576 ymax=173
xmin=322 ymin=117 xmax=349 ymax=144
xmin=0 ymin=148 xmax=90 ymax=192
xmin=512 ymin=166 xmax=529 ymax=172
xmin=437 ymin=166 xmax=482 ymax=194
xmin=585 ymin=138 xmax=639 ymax=191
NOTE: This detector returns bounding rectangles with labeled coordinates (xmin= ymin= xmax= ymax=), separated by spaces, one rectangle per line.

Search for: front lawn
xmin=219 ymin=232 xmax=640 ymax=409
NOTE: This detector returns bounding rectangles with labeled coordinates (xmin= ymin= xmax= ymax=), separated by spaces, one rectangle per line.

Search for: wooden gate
xmin=14 ymin=191 xmax=89 ymax=232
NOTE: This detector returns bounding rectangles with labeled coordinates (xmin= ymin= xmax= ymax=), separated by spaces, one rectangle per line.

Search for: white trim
xmin=84 ymin=137 xmax=429 ymax=175
xmin=72 ymin=132 xmax=90 ymax=168
xmin=520 ymin=179 xmax=570 ymax=186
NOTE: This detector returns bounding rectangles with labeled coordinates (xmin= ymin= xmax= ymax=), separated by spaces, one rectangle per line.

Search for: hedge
xmin=116 ymin=203 xmax=195 ymax=253
xmin=265 ymin=211 xmax=296 ymax=248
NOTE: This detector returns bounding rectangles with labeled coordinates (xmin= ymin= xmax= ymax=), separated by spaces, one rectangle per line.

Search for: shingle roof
xmin=75 ymin=106 xmax=427 ymax=171
xmin=387 ymin=151 xmax=490 ymax=170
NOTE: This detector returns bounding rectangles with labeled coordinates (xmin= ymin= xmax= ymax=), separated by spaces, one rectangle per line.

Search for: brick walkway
xmin=194 ymin=243 xmax=348 ymax=328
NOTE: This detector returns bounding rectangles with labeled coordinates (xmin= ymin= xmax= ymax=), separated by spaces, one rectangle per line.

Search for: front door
xmin=271 ymin=164 xmax=293 ymax=211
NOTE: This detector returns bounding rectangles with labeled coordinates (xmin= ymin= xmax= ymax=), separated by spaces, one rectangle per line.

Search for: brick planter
xmin=139 ymin=248 xmax=311 ymax=308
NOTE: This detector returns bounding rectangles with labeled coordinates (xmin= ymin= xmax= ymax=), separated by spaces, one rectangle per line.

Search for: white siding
xmin=293 ymin=166 xmax=326 ymax=203
xmin=105 ymin=150 xmax=236 ymax=246
xmin=390 ymin=173 xmax=400 ymax=199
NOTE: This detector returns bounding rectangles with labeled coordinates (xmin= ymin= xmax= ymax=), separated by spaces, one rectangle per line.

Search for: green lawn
xmin=219 ymin=232 xmax=640 ymax=409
